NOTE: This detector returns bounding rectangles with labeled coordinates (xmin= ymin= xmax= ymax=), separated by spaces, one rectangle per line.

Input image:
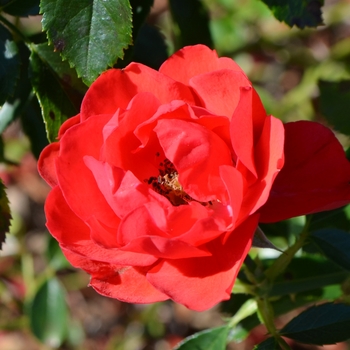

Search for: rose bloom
xmin=38 ymin=45 xmax=350 ymax=311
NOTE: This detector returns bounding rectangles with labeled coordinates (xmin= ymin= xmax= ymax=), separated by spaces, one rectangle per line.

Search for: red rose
xmin=38 ymin=45 xmax=350 ymax=311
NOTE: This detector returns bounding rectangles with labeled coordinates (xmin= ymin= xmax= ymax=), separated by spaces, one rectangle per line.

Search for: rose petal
xmin=89 ymin=264 xmax=169 ymax=304
xmin=101 ymin=92 xmax=163 ymax=180
xmin=62 ymin=248 xmax=168 ymax=303
xmin=190 ymin=70 xmax=251 ymax=117
xmin=155 ymin=118 xmax=233 ymax=202
xmin=146 ymin=214 xmax=259 ymax=311
xmin=248 ymin=115 xmax=285 ymax=214
xmin=56 ymin=114 xmax=117 ymax=223
xmin=38 ymin=142 xmax=60 ymax=188
xmin=219 ymin=165 xmax=244 ymax=232
xmin=259 ymin=121 xmax=350 ymax=222
xmin=46 ymin=186 xmax=158 ymax=266
xmin=119 ymin=201 xmax=228 ymax=255
xmin=58 ymin=114 xmax=81 ymax=139
xmin=159 ymin=44 xmax=245 ymax=85
xmin=230 ymin=86 xmax=267 ymax=177
xmin=81 ymin=65 xmax=197 ymax=121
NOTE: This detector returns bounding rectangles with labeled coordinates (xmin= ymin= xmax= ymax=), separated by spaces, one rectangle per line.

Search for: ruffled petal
xmin=190 ymin=69 xmax=251 ymax=117
xmin=159 ymin=44 xmax=244 ymax=85
xmin=46 ymin=186 xmax=157 ymax=266
xmin=155 ymin=118 xmax=233 ymax=202
xmin=249 ymin=115 xmax=285 ymax=214
xmin=80 ymin=65 xmax=197 ymax=121
xmin=101 ymin=92 xmax=163 ymax=180
xmin=62 ymin=249 xmax=169 ymax=303
xmin=259 ymin=121 xmax=350 ymax=222
xmin=219 ymin=165 xmax=244 ymax=232
xmin=230 ymin=87 xmax=267 ymax=177
xmin=58 ymin=114 xmax=81 ymax=139
xmin=118 ymin=201 xmax=229 ymax=256
xmin=146 ymin=214 xmax=259 ymax=311
xmin=38 ymin=142 xmax=60 ymax=188
xmin=56 ymin=114 xmax=117 ymax=223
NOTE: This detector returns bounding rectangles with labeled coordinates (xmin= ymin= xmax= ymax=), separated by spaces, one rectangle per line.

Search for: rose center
xmin=145 ymin=157 xmax=210 ymax=207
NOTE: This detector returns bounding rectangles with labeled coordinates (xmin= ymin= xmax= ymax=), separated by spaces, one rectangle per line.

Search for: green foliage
xmin=0 ymin=24 xmax=20 ymax=107
xmin=174 ymin=326 xmax=229 ymax=350
xmin=29 ymin=43 xmax=80 ymax=142
xmin=28 ymin=278 xmax=69 ymax=347
xmin=0 ymin=0 xmax=39 ymax=16
xmin=266 ymin=256 xmax=348 ymax=297
xmin=280 ymin=303 xmax=350 ymax=345
xmin=169 ymin=0 xmax=213 ymax=49
xmin=40 ymin=0 xmax=133 ymax=85
xmin=260 ymin=0 xmax=324 ymax=28
xmin=254 ymin=337 xmax=282 ymax=349
xmin=0 ymin=42 xmax=32 ymax=132
xmin=318 ymin=80 xmax=350 ymax=136
xmin=132 ymin=24 xmax=169 ymax=70
xmin=310 ymin=229 xmax=350 ymax=272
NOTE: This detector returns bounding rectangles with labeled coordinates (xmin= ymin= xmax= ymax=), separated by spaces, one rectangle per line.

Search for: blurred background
xmin=1 ymin=0 xmax=350 ymax=349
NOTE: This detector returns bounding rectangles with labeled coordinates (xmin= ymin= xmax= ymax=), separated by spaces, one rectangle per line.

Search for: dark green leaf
xmin=133 ymin=24 xmax=168 ymax=70
xmin=318 ymin=80 xmax=350 ymax=136
xmin=229 ymin=288 xmax=336 ymax=342
xmin=265 ymin=256 xmax=348 ymax=297
xmin=32 ymin=43 xmax=87 ymax=95
xmin=308 ymin=206 xmax=350 ymax=232
xmin=0 ymin=179 xmax=11 ymax=249
xmin=29 ymin=43 xmax=79 ymax=142
xmin=130 ymin=0 xmax=153 ymax=37
xmin=40 ymin=0 xmax=132 ymax=85
xmin=268 ymin=271 xmax=348 ymax=297
xmin=0 ymin=24 xmax=20 ymax=107
xmin=310 ymin=229 xmax=350 ymax=271
xmin=46 ymin=235 xmax=70 ymax=271
xmin=0 ymin=0 xmax=39 ymax=16
xmin=20 ymin=97 xmax=49 ymax=159
xmin=254 ymin=337 xmax=283 ymax=349
xmin=0 ymin=42 xmax=32 ymax=133
xmin=174 ymin=326 xmax=228 ymax=350
xmin=169 ymin=0 xmax=213 ymax=49
xmin=28 ymin=277 xmax=68 ymax=347
xmin=280 ymin=303 xmax=350 ymax=345
xmin=260 ymin=0 xmax=324 ymax=29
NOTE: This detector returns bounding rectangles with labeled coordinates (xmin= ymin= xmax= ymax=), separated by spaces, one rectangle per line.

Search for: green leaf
xmin=20 ymin=97 xmax=49 ymax=159
xmin=318 ymin=80 xmax=350 ymax=136
xmin=254 ymin=337 xmax=282 ymax=349
xmin=0 ymin=42 xmax=32 ymax=133
xmin=229 ymin=288 xmax=336 ymax=342
xmin=130 ymin=0 xmax=154 ymax=37
xmin=29 ymin=43 xmax=79 ymax=142
xmin=258 ymin=256 xmax=348 ymax=298
xmin=28 ymin=277 xmax=68 ymax=347
xmin=310 ymin=229 xmax=350 ymax=271
xmin=132 ymin=24 xmax=168 ymax=70
xmin=280 ymin=303 xmax=350 ymax=345
xmin=0 ymin=24 xmax=20 ymax=107
xmin=169 ymin=0 xmax=213 ymax=49
xmin=260 ymin=0 xmax=324 ymax=29
xmin=309 ymin=206 xmax=350 ymax=232
xmin=0 ymin=179 xmax=11 ymax=249
xmin=174 ymin=326 xmax=229 ymax=350
xmin=46 ymin=235 xmax=70 ymax=271
xmin=40 ymin=0 xmax=132 ymax=85
xmin=0 ymin=0 xmax=39 ymax=16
